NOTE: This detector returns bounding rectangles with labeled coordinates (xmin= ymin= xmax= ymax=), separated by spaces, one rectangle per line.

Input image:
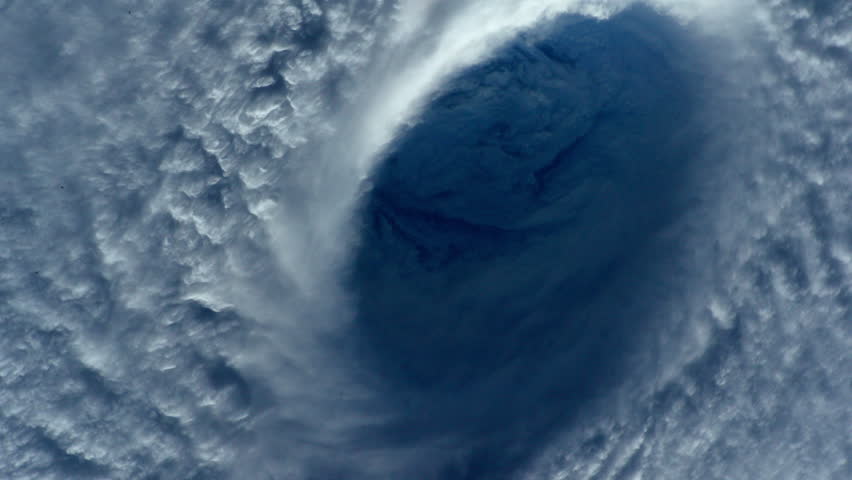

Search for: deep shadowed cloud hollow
xmin=0 ymin=1 xmax=849 ymax=479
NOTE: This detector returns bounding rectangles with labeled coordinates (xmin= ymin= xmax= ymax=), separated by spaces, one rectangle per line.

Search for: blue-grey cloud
xmin=346 ymin=6 xmax=719 ymax=478
xmin=0 ymin=0 xmax=848 ymax=479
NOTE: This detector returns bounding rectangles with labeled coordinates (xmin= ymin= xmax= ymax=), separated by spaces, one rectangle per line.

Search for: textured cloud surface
xmin=0 ymin=1 xmax=849 ymax=479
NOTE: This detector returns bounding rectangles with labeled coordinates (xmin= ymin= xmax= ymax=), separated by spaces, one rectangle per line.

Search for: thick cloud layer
xmin=0 ymin=1 xmax=849 ymax=479
xmin=0 ymin=1 xmax=395 ymax=478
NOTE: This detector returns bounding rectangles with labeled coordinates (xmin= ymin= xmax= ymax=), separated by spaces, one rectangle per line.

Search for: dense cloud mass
xmin=0 ymin=1 xmax=849 ymax=479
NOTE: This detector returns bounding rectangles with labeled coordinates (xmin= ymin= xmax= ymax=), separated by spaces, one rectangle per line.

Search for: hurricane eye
xmin=350 ymin=8 xmax=705 ymax=393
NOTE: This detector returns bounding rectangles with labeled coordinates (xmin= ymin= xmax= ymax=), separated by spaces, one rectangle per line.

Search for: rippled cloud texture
xmin=0 ymin=1 xmax=849 ymax=479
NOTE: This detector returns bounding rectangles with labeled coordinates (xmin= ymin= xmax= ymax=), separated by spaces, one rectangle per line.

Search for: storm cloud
xmin=0 ymin=1 xmax=848 ymax=479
